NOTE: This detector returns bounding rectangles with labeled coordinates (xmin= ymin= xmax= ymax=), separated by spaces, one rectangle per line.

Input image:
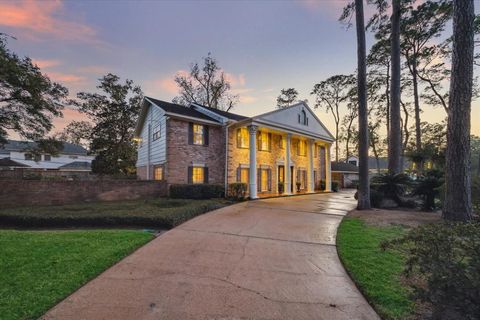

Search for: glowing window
xmin=154 ymin=166 xmax=163 ymax=180
xmin=237 ymin=128 xmax=249 ymax=148
xmin=193 ymin=124 xmax=204 ymax=145
xmin=261 ymin=169 xmax=269 ymax=192
xmin=239 ymin=168 xmax=249 ymax=183
xmin=258 ymin=132 xmax=270 ymax=151
xmin=298 ymin=140 xmax=307 ymax=156
xmin=192 ymin=167 xmax=204 ymax=184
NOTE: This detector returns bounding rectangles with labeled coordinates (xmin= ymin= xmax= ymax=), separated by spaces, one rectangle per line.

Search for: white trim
xmin=191 ymin=103 xmax=229 ymax=124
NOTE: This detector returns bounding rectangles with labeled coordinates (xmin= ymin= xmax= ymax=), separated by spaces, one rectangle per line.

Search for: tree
xmin=276 ymin=88 xmax=299 ymax=109
xmin=0 ymin=34 xmax=68 ymax=144
xmin=311 ymin=74 xmax=355 ymax=162
xmin=389 ymin=0 xmax=402 ymax=174
xmin=355 ymin=0 xmax=371 ymax=210
xmin=471 ymin=135 xmax=480 ymax=177
xmin=173 ymin=53 xmax=238 ymax=111
xmin=75 ymin=74 xmax=143 ymax=175
xmin=443 ymin=0 xmax=474 ymax=222
xmin=53 ymin=120 xmax=93 ymax=149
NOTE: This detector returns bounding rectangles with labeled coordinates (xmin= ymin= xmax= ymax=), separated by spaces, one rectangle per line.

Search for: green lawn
xmin=337 ymin=218 xmax=413 ymax=320
xmin=0 ymin=198 xmax=230 ymax=228
xmin=0 ymin=229 xmax=153 ymax=320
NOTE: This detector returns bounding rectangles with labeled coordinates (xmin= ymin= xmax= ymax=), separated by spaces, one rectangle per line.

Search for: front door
xmin=278 ymin=165 xmax=285 ymax=193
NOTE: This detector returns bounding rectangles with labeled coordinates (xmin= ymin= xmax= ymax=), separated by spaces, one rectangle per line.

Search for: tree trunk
xmin=443 ymin=0 xmax=474 ymax=222
xmin=385 ymin=62 xmax=390 ymax=143
xmin=411 ymin=58 xmax=422 ymax=170
xmin=388 ymin=0 xmax=402 ymax=174
xmin=335 ymin=122 xmax=339 ymax=162
xmin=355 ymin=0 xmax=371 ymax=210
xmin=401 ymin=99 xmax=410 ymax=170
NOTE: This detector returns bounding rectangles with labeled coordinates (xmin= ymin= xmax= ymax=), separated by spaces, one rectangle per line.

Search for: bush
xmin=371 ymin=173 xmax=411 ymax=205
xmin=278 ymin=182 xmax=284 ymax=194
xmin=473 ymin=176 xmax=480 ymax=215
xmin=354 ymin=189 xmax=384 ymax=208
xmin=315 ymin=180 xmax=326 ymax=191
xmin=228 ymin=183 xmax=248 ymax=200
xmin=384 ymin=222 xmax=480 ymax=319
xmin=412 ymin=170 xmax=444 ymax=211
xmin=169 ymin=184 xmax=225 ymax=199
xmin=332 ymin=181 xmax=339 ymax=192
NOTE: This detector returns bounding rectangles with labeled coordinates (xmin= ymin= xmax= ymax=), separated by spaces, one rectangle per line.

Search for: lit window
xmin=152 ymin=124 xmax=161 ymax=141
xmin=154 ymin=166 xmax=163 ymax=180
xmin=237 ymin=128 xmax=249 ymax=148
xmin=44 ymin=154 xmax=51 ymax=161
xmin=258 ymin=131 xmax=270 ymax=151
xmin=298 ymin=140 xmax=307 ymax=156
xmin=238 ymin=168 xmax=249 ymax=183
xmin=297 ymin=169 xmax=307 ymax=189
xmin=192 ymin=167 xmax=205 ymax=184
xmin=278 ymin=166 xmax=285 ymax=183
xmin=278 ymin=136 xmax=286 ymax=149
xmin=193 ymin=124 xmax=205 ymax=145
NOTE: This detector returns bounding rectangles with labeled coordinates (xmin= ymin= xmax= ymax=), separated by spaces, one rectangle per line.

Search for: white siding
xmin=9 ymin=151 xmax=94 ymax=169
xmin=136 ymin=104 xmax=167 ymax=167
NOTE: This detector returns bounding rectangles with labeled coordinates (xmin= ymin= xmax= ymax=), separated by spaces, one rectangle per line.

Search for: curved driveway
xmin=43 ymin=191 xmax=379 ymax=320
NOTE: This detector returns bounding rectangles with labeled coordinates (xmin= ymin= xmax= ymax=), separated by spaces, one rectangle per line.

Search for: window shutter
xmin=267 ymin=169 xmax=272 ymax=191
xmin=257 ymin=132 xmax=261 ymax=151
xmin=236 ymin=167 xmax=241 ymax=182
xmin=257 ymin=168 xmax=261 ymax=192
xmin=268 ymin=133 xmax=272 ymax=151
xmin=187 ymin=166 xmax=193 ymax=184
xmin=188 ymin=123 xmax=193 ymax=144
xmin=204 ymin=167 xmax=209 ymax=184
xmin=204 ymin=126 xmax=209 ymax=146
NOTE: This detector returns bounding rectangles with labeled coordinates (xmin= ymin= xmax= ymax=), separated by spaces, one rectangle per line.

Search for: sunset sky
xmin=1 ymin=0 xmax=479 ymax=137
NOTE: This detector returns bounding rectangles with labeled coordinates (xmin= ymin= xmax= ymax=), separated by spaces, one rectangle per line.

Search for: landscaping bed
xmin=0 ymin=198 xmax=231 ymax=229
xmin=0 ymin=229 xmax=153 ymax=320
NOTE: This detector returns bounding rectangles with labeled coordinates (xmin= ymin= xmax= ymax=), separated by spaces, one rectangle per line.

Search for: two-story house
xmin=134 ymin=97 xmax=334 ymax=198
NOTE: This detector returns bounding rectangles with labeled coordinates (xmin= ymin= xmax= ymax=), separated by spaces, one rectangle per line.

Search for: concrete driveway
xmin=43 ymin=191 xmax=379 ymax=320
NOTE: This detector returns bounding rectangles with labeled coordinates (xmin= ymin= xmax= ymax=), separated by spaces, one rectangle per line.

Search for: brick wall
xmin=0 ymin=180 xmax=167 ymax=208
xmin=166 ymin=118 xmax=226 ymax=185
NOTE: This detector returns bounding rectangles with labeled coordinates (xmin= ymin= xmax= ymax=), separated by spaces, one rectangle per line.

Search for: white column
xmin=308 ymin=139 xmax=315 ymax=193
xmin=325 ymin=144 xmax=332 ymax=192
xmin=285 ymin=133 xmax=292 ymax=195
xmin=248 ymin=125 xmax=258 ymax=199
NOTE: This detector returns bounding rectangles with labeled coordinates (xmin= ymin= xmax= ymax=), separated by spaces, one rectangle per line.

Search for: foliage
xmin=472 ymin=176 xmax=480 ymax=214
xmin=411 ymin=169 xmax=444 ymax=211
xmin=169 ymin=184 xmax=225 ymax=200
xmin=228 ymin=182 xmax=247 ymax=200
xmin=75 ymin=74 xmax=143 ymax=175
xmin=0 ymin=229 xmax=152 ymax=320
xmin=371 ymin=173 xmax=411 ymax=204
xmin=0 ymin=198 xmax=229 ymax=229
xmin=276 ymin=88 xmax=299 ymax=109
xmin=384 ymin=222 xmax=480 ymax=320
xmin=331 ymin=181 xmax=339 ymax=192
xmin=354 ymin=188 xmax=384 ymax=208
xmin=471 ymin=135 xmax=480 ymax=177
xmin=337 ymin=218 xmax=413 ymax=319
xmin=315 ymin=180 xmax=325 ymax=191
xmin=52 ymin=120 xmax=93 ymax=149
xmin=0 ymin=34 xmax=68 ymax=144
xmin=173 ymin=53 xmax=238 ymax=111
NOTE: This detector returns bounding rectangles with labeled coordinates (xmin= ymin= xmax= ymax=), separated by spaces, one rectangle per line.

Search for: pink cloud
xmin=32 ymin=59 xmax=62 ymax=69
xmin=46 ymin=72 xmax=87 ymax=85
xmin=0 ymin=0 xmax=99 ymax=43
xmin=51 ymin=107 xmax=90 ymax=134
xmin=225 ymin=73 xmax=246 ymax=87
xmin=76 ymin=65 xmax=109 ymax=75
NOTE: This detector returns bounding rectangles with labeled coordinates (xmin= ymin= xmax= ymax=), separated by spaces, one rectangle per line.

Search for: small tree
xmin=53 ymin=120 xmax=92 ymax=149
xmin=276 ymin=88 xmax=299 ymax=109
xmin=173 ymin=53 xmax=238 ymax=111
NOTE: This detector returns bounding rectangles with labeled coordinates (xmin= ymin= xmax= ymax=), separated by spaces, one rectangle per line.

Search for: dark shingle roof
xmin=146 ymin=97 xmax=216 ymax=122
xmin=59 ymin=161 xmax=91 ymax=170
xmin=2 ymin=140 xmax=88 ymax=155
xmin=193 ymin=103 xmax=248 ymax=121
xmin=331 ymin=162 xmax=359 ymax=173
xmin=0 ymin=157 xmax=30 ymax=167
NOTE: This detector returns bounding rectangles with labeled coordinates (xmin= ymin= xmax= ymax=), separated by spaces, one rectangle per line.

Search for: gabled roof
xmin=192 ymin=103 xmax=248 ymax=121
xmin=59 ymin=161 xmax=91 ymax=171
xmin=0 ymin=157 xmax=30 ymax=167
xmin=145 ymin=97 xmax=215 ymax=121
xmin=1 ymin=140 xmax=88 ymax=155
xmin=331 ymin=162 xmax=359 ymax=173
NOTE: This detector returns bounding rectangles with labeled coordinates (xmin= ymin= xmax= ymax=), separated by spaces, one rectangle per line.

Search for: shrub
xmin=315 ymin=180 xmax=326 ymax=191
xmin=228 ymin=183 xmax=248 ymax=200
xmin=332 ymin=181 xmax=339 ymax=192
xmin=371 ymin=173 xmax=411 ymax=205
xmin=383 ymin=222 xmax=480 ymax=319
xmin=169 ymin=184 xmax=224 ymax=199
xmin=473 ymin=176 xmax=480 ymax=215
xmin=411 ymin=169 xmax=444 ymax=211
xmin=354 ymin=189 xmax=384 ymax=207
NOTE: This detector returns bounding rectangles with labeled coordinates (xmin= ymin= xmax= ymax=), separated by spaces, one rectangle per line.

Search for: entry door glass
xmin=278 ymin=166 xmax=284 ymax=183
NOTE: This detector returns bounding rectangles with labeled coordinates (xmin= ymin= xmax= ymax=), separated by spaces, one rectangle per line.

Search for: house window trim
xmin=44 ymin=154 xmax=51 ymax=162
xmin=257 ymin=131 xmax=271 ymax=152
xmin=236 ymin=127 xmax=249 ymax=149
xmin=188 ymin=165 xmax=208 ymax=184
xmin=152 ymin=124 xmax=161 ymax=141
xmin=153 ymin=165 xmax=164 ymax=181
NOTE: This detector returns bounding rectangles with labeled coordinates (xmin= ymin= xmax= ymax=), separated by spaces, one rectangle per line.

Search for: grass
xmin=0 ymin=198 xmax=230 ymax=228
xmin=336 ymin=218 xmax=413 ymax=320
xmin=0 ymin=229 xmax=153 ymax=320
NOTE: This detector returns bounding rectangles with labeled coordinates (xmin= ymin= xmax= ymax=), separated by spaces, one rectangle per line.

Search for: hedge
xmin=169 ymin=184 xmax=225 ymax=199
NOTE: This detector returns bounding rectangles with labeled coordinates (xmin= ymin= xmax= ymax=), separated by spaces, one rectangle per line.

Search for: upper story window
xmin=278 ymin=135 xmax=286 ymax=149
xmin=152 ymin=124 xmax=161 ymax=141
xmin=44 ymin=154 xmax=51 ymax=161
xmin=189 ymin=123 xmax=209 ymax=146
xmin=298 ymin=109 xmax=308 ymax=126
xmin=257 ymin=131 xmax=271 ymax=152
xmin=298 ymin=140 xmax=307 ymax=156
xmin=236 ymin=128 xmax=249 ymax=148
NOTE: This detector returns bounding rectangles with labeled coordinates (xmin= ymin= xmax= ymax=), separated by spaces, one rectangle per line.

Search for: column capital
xmin=286 ymin=133 xmax=292 ymax=139
xmin=247 ymin=125 xmax=258 ymax=134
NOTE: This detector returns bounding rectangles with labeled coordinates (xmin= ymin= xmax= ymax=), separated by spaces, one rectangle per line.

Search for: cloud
xmin=0 ymin=0 xmax=99 ymax=43
xmin=77 ymin=65 xmax=109 ymax=75
xmin=31 ymin=59 xmax=62 ymax=69
xmin=225 ymin=73 xmax=246 ymax=87
xmin=52 ymin=107 xmax=90 ymax=133
xmin=297 ymin=0 xmax=348 ymax=13
xmin=239 ymin=95 xmax=257 ymax=104
xmin=47 ymin=72 xmax=87 ymax=85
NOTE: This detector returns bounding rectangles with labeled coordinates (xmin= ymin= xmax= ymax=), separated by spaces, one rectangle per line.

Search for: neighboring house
xmin=0 ymin=140 xmax=94 ymax=172
xmin=135 ymin=97 xmax=335 ymax=198
xmin=331 ymin=162 xmax=359 ymax=188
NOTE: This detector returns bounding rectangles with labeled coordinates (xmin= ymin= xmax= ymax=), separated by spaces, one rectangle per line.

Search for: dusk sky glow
xmin=1 ymin=0 xmax=479 ymax=137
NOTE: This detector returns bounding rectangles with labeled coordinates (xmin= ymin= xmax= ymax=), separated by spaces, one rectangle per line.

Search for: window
xmin=257 ymin=168 xmax=271 ymax=192
xmin=237 ymin=128 xmax=249 ymax=148
xmin=297 ymin=169 xmax=307 ymax=189
xmin=298 ymin=140 xmax=307 ymax=156
xmin=154 ymin=166 xmax=163 ymax=180
xmin=237 ymin=167 xmax=249 ymax=183
xmin=24 ymin=153 xmax=33 ymax=161
xmin=298 ymin=109 xmax=308 ymax=126
xmin=193 ymin=124 xmax=204 ymax=145
xmin=44 ymin=154 xmax=51 ymax=161
xmin=278 ymin=136 xmax=286 ymax=149
xmin=257 ymin=131 xmax=271 ymax=151
xmin=190 ymin=166 xmax=207 ymax=184
xmin=152 ymin=124 xmax=161 ymax=141
xmin=189 ymin=123 xmax=208 ymax=146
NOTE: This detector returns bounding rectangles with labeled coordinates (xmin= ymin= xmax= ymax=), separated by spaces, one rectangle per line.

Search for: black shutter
xmin=267 ymin=169 xmax=272 ymax=191
xmin=257 ymin=131 xmax=261 ymax=151
xmin=236 ymin=167 xmax=241 ymax=182
xmin=204 ymin=125 xmax=209 ymax=146
xmin=204 ymin=167 xmax=209 ymax=184
xmin=188 ymin=123 xmax=193 ymax=144
xmin=257 ymin=168 xmax=261 ymax=192
xmin=268 ymin=133 xmax=272 ymax=151
xmin=187 ymin=166 xmax=193 ymax=184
